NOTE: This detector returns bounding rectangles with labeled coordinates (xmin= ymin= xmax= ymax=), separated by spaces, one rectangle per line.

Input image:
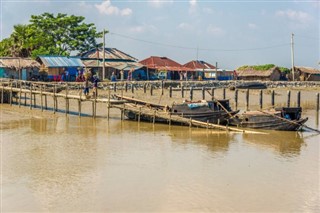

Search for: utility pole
xmin=215 ymin=62 xmax=218 ymax=81
xmin=102 ymin=29 xmax=106 ymax=81
xmin=291 ymin=33 xmax=295 ymax=81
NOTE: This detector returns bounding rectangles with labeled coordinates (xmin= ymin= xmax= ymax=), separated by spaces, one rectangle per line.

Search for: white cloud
xmin=148 ymin=0 xmax=173 ymax=8
xmin=248 ymin=23 xmax=257 ymax=29
xmin=178 ymin=22 xmax=193 ymax=30
xmin=95 ymin=0 xmax=132 ymax=16
xmin=189 ymin=0 xmax=197 ymax=6
xmin=206 ymin=25 xmax=224 ymax=36
xmin=276 ymin=9 xmax=312 ymax=24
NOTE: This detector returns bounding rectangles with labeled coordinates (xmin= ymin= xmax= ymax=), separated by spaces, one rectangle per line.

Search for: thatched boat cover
xmin=295 ymin=66 xmax=320 ymax=75
xmin=236 ymin=67 xmax=278 ymax=77
xmin=0 ymin=57 xmax=40 ymax=70
xmin=80 ymin=48 xmax=137 ymax=61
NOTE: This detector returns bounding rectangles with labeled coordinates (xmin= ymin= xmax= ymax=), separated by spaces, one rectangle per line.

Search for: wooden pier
xmin=0 ymin=78 xmax=319 ymax=133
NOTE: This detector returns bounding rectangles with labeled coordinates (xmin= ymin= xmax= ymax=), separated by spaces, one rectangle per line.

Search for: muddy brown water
xmin=1 ymin=88 xmax=319 ymax=212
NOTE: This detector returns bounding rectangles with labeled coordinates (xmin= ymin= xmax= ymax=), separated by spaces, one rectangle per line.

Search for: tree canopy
xmin=0 ymin=13 xmax=103 ymax=58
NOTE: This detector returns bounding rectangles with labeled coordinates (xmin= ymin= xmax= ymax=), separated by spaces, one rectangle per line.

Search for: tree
xmin=0 ymin=13 xmax=102 ymax=58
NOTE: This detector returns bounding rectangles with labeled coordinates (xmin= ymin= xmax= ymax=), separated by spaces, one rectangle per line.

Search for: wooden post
xmin=45 ymin=94 xmax=47 ymax=110
xmin=9 ymin=82 xmax=12 ymax=106
xmin=78 ymin=99 xmax=81 ymax=117
xmin=169 ymin=86 xmax=172 ymax=98
xmin=33 ymin=93 xmax=36 ymax=108
xmin=150 ymin=85 xmax=153 ymax=96
xmin=246 ymin=89 xmax=249 ymax=111
xmin=65 ymin=84 xmax=69 ymax=114
xmin=131 ymin=83 xmax=134 ymax=93
xmin=287 ymin=90 xmax=291 ymax=107
xmin=169 ymin=113 xmax=171 ymax=126
xmin=138 ymin=107 xmax=141 ymax=122
xmin=297 ymin=91 xmax=301 ymax=108
xmin=259 ymin=89 xmax=263 ymax=109
xmin=190 ymin=86 xmax=193 ymax=101
xmin=161 ymin=80 xmax=164 ymax=95
xmin=40 ymin=84 xmax=43 ymax=111
xmin=53 ymin=85 xmax=56 ymax=113
xmin=19 ymin=82 xmax=22 ymax=107
xmin=108 ymin=85 xmax=111 ymax=120
xmin=153 ymin=110 xmax=156 ymax=124
xmin=143 ymin=83 xmax=147 ymax=93
xmin=317 ymin=93 xmax=319 ymax=112
xmin=271 ymin=90 xmax=275 ymax=108
xmin=211 ymin=88 xmax=215 ymax=101
xmin=181 ymin=86 xmax=184 ymax=98
xmin=1 ymin=85 xmax=3 ymax=104
xmin=189 ymin=118 xmax=192 ymax=128
xmin=234 ymin=89 xmax=238 ymax=110
xmin=30 ymin=83 xmax=32 ymax=109
xmin=223 ymin=88 xmax=226 ymax=99
xmin=125 ymin=82 xmax=128 ymax=92
xmin=202 ymin=87 xmax=205 ymax=100
xmin=24 ymin=82 xmax=27 ymax=106
xmin=121 ymin=104 xmax=125 ymax=120
xmin=114 ymin=82 xmax=117 ymax=92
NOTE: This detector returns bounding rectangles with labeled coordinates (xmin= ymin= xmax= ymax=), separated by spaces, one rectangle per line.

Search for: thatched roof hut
xmin=295 ymin=66 xmax=320 ymax=81
xmin=236 ymin=66 xmax=281 ymax=81
xmin=0 ymin=57 xmax=40 ymax=79
xmin=0 ymin=57 xmax=40 ymax=70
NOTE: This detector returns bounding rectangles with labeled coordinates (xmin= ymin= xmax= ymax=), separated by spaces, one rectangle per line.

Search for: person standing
xmin=83 ymin=78 xmax=89 ymax=97
xmin=92 ymin=75 xmax=99 ymax=98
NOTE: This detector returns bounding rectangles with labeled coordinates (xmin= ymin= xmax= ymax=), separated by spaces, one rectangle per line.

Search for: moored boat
xmin=116 ymin=95 xmax=239 ymax=125
xmin=229 ymin=107 xmax=308 ymax=131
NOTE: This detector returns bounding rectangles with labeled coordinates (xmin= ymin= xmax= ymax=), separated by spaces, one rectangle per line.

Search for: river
xmin=1 ymin=104 xmax=319 ymax=212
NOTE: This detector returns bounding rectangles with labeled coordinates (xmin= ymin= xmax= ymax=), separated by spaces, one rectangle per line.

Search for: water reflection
xmin=242 ymin=131 xmax=305 ymax=157
xmin=114 ymin=120 xmax=234 ymax=154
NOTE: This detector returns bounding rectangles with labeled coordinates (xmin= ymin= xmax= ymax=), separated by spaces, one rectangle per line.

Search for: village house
xmin=80 ymin=48 xmax=144 ymax=81
xmin=36 ymin=56 xmax=84 ymax=81
xmin=236 ymin=66 xmax=281 ymax=81
xmin=294 ymin=66 xmax=320 ymax=81
xmin=0 ymin=57 xmax=40 ymax=80
xmin=139 ymin=56 xmax=192 ymax=80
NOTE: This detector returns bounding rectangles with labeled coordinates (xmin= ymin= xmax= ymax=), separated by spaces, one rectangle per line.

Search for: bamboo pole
xmin=181 ymin=85 xmax=184 ymax=98
xmin=53 ymin=85 xmax=56 ymax=113
xmin=40 ymin=84 xmax=43 ymax=111
xmin=259 ymin=89 xmax=263 ymax=109
xmin=108 ymin=85 xmax=111 ymax=120
xmin=246 ymin=89 xmax=249 ymax=111
xmin=234 ymin=89 xmax=238 ymax=110
xmin=211 ymin=88 xmax=215 ymax=101
xmin=9 ymin=82 xmax=12 ymax=106
xmin=287 ymin=90 xmax=291 ymax=107
xmin=271 ymin=90 xmax=275 ymax=108
xmin=223 ymin=88 xmax=226 ymax=99
xmin=1 ymin=85 xmax=3 ymax=104
xmin=317 ymin=93 xmax=319 ymax=112
xmin=297 ymin=91 xmax=301 ymax=108
xmin=202 ymin=87 xmax=205 ymax=100
xmin=19 ymin=82 xmax=22 ymax=107
xmin=30 ymin=83 xmax=32 ymax=110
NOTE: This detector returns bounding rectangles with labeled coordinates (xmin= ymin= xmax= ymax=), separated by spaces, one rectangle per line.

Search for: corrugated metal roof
xmin=139 ymin=56 xmax=193 ymax=71
xmin=183 ymin=60 xmax=216 ymax=70
xmin=37 ymin=56 xmax=84 ymax=68
xmin=80 ymin=48 xmax=137 ymax=61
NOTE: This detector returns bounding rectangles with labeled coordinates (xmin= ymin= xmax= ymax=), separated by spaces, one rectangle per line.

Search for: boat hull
xmin=230 ymin=114 xmax=308 ymax=131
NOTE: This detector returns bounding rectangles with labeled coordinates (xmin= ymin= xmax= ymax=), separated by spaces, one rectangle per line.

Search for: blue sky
xmin=1 ymin=0 xmax=319 ymax=69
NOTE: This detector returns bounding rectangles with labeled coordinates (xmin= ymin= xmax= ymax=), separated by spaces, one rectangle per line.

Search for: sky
xmin=1 ymin=0 xmax=319 ymax=69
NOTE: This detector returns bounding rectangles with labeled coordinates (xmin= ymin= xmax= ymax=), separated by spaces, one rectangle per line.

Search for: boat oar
xmin=258 ymin=110 xmax=320 ymax=134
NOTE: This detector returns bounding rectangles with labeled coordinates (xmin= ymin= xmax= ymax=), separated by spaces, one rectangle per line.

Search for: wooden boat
xmin=115 ymin=95 xmax=239 ymax=125
xmin=229 ymin=107 xmax=308 ymax=131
